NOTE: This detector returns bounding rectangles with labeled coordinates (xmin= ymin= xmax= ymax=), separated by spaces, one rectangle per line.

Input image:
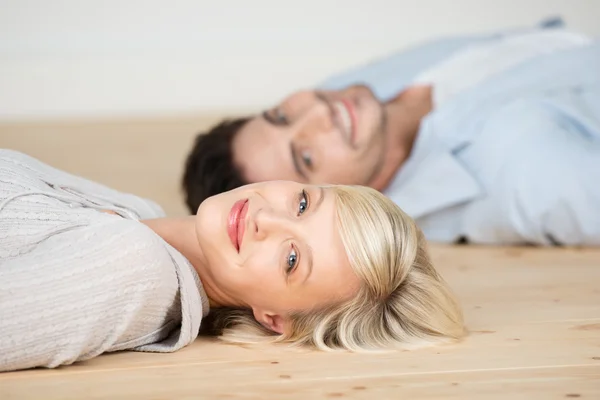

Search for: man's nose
xmin=294 ymin=101 xmax=332 ymax=139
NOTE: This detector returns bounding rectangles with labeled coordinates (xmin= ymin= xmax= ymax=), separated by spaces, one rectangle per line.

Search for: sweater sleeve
xmin=0 ymin=218 xmax=182 ymax=372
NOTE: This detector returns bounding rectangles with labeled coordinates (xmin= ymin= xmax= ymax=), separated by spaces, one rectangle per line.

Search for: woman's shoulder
xmin=92 ymin=218 xmax=208 ymax=353
xmin=10 ymin=216 xmax=177 ymax=278
xmin=0 ymin=149 xmax=62 ymax=181
xmin=0 ymin=149 xmax=166 ymax=220
xmin=84 ymin=218 xmax=176 ymax=271
xmin=0 ymin=217 xmax=184 ymax=371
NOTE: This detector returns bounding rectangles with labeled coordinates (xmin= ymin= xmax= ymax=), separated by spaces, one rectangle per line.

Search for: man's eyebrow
xmin=290 ymin=142 xmax=308 ymax=181
xmin=261 ymin=111 xmax=277 ymax=125
xmin=262 ymin=110 xmax=289 ymax=127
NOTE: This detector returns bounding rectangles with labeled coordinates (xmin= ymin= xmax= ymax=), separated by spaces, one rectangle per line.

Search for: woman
xmin=0 ymin=149 xmax=464 ymax=372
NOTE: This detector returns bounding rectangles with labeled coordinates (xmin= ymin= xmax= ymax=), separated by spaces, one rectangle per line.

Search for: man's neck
xmin=369 ymin=85 xmax=433 ymax=191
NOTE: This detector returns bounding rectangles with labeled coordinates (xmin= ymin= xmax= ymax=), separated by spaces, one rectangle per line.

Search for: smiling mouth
xmin=333 ymin=99 xmax=357 ymax=145
xmin=227 ymin=199 xmax=249 ymax=252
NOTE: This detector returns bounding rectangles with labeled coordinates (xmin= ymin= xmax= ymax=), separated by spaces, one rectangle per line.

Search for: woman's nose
xmin=252 ymin=208 xmax=289 ymax=242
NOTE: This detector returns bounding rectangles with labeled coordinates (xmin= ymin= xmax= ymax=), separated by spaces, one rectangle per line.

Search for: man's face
xmin=232 ymin=85 xmax=388 ymax=186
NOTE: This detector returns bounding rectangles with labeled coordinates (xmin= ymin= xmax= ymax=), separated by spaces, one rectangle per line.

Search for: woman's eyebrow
xmin=313 ymin=187 xmax=325 ymax=214
xmin=301 ymin=187 xmax=325 ymax=285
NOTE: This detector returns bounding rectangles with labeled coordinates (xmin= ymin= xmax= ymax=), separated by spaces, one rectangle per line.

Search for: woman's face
xmin=195 ymin=181 xmax=360 ymax=333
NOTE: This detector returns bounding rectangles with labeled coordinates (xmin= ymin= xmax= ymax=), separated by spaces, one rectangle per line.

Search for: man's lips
xmin=228 ymin=199 xmax=249 ymax=252
xmin=333 ymin=98 xmax=358 ymax=146
xmin=341 ymin=98 xmax=358 ymax=145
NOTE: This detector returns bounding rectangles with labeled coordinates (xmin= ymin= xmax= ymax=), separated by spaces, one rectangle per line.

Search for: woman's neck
xmin=141 ymin=216 xmax=238 ymax=308
xmin=143 ymin=216 xmax=206 ymax=266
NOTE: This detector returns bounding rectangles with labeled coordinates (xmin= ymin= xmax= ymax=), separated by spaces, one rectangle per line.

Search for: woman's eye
xmin=286 ymin=247 xmax=298 ymax=274
xmin=298 ymin=190 xmax=309 ymax=215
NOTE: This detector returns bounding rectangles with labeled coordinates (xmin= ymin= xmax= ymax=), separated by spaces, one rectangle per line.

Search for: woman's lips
xmin=227 ymin=199 xmax=249 ymax=252
xmin=237 ymin=200 xmax=249 ymax=251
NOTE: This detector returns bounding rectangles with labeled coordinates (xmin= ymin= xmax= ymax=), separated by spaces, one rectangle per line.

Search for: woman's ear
xmin=252 ymin=309 xmax=286 ymax=334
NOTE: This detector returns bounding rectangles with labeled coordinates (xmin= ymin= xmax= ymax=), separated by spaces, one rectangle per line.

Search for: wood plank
xmin=11 ymin=318 xmax=600 ymax=373
xmin=224 ymin=366 xmax=600 ymax=400
xmin=0 ymin=116 xmax=224 ymax=216
xmin=1 ymin=320 xmax=598 ymax=397
xmin=0 ymin=244 xmax=597 ymax=379
xmin=429 ymin=246 xmax=600 ymax=325
xmin=1 ymin=362 xmax=598 ymax=399
xmin=2 ymin=119 xmax=599 ymax=399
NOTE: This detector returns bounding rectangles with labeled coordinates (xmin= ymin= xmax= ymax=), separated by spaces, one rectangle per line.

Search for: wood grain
xmin=1 ymin=117 xmax=599 ymax=399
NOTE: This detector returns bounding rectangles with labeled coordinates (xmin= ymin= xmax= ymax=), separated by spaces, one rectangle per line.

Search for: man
xmin=183 ymin=20 xmax=600 ymax=246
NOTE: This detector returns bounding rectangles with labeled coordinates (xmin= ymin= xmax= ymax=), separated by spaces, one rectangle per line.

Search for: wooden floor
xmin=1 ymin=117 xmax=599 ymax=399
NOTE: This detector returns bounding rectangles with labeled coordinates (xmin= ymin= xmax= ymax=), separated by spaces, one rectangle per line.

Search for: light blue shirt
xmin=321 ymin=24 xmax=600 ymax=246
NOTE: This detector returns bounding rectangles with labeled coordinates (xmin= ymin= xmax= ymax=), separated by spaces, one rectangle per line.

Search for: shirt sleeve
xmin=318 ymin=35 xmax=498 ymax=101
xmin=472 ymin=98 xmax=600 ymax=246
xmin=318 ymin=21 xmax=568 ymax=102
xmin=0 ymin=219 xmax=181 ymax=372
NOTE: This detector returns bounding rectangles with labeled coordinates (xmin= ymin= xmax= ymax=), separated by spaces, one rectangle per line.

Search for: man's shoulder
xmin=318 ymin=35 xmax=497 ymax=100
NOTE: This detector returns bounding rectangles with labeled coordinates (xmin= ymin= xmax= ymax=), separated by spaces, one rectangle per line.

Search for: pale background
xmin=0 ymin=7 xmax=599 ymax=396
xmin=1 ymin=0 xmax=599 ymax=121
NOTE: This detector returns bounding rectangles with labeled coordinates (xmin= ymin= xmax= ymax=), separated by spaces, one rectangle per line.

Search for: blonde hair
xmin=206 ymin=185 xmax=465 ymax=351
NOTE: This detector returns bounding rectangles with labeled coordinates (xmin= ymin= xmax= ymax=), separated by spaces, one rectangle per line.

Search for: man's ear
xmin=252 ymin=309 xmax=286 ymax=334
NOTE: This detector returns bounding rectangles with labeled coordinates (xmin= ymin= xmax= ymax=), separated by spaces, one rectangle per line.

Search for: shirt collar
xmin=383 ymin=115 xmax=482 ymax=219
xmin=385 ymin=42 xmax=600 ymax=220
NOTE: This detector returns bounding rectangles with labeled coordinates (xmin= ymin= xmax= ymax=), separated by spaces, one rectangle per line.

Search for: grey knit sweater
xmin=0 ymin=149 xmax=209 ymax=372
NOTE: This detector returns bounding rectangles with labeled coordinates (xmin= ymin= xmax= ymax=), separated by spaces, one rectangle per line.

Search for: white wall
xmin=0 ymin=0 xmax=598 ymax=121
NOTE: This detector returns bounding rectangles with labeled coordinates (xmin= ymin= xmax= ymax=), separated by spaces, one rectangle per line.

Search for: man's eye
xmin=301 ymin=151 xmax=313 ymax=169
xmin=275 ymin=108 xmax=288 ymax=124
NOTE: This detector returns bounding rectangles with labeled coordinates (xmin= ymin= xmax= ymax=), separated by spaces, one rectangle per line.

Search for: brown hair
xmin=182 ymin=117 xmax=250 ymax=213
